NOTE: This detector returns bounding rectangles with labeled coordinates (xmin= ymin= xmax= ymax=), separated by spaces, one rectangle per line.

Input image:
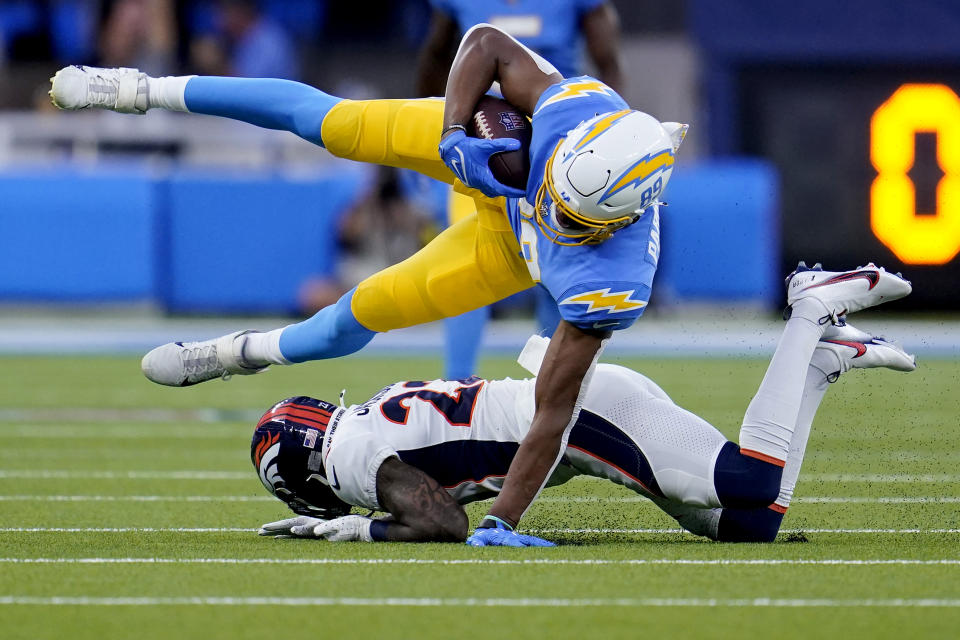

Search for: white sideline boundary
xmin=1 ymin=557 xmax=959 ymax=566
xmin=2 ymin=527 xmax=959 ymax=535
xmin=2 ymin=315 xmax=958 ymax=357
xmin=0 ymin=495 xmax=957 ymax=504
xmin=1 ymin=596 xmax=959 ymax=607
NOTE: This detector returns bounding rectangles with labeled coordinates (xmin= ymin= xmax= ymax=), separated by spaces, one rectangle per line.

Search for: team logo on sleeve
xmin=535 ymin=80 xmax=612 ymax=113
xmin=559 ymin=288 xmax=647 ymax=314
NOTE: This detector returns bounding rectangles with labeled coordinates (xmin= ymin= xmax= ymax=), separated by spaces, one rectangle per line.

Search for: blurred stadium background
xmin=1 ymin=0 xmax=958 ymax=359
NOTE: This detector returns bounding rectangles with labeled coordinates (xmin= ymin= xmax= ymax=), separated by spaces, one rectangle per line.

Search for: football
xmin=469 ymin=95 xmax=532 ymax=191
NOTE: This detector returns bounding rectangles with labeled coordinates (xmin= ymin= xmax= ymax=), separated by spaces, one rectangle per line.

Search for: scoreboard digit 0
xmin=871 ymin=84 xmax=960 ymax=265
xmin=740 ymin=67 xmax=960 ymax=308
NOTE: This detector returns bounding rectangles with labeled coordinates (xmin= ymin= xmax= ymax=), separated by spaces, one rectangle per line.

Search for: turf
xmin=0 ymin=354 xmax=958 ymax=639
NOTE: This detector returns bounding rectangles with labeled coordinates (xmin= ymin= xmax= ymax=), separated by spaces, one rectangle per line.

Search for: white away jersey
xmin=322 ymin=377 xmax=535 ymax=510
xmin=321 ymin=361 xmax=729 ymax=513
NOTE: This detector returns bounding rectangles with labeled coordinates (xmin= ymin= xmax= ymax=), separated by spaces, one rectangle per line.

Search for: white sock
xmin=146 ymin=75 xmax=194 ymax=112
xmin=774 ymin=363 xmax=831 ymax=509
xmin=738 ymin=298 xmax=830 ymax=463
xmin=240 ymin=329 xmax=291 ymax=366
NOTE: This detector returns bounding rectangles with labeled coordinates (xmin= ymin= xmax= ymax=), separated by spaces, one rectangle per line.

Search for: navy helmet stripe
xmin=396 ymin=440 xmax=519 ymax=489
xmin=568 ymin=410 xmax=663 ymax=497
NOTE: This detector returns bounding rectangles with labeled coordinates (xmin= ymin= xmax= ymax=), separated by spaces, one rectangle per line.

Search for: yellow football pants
xmin=320 ymin=98 xmax=534 ymax=332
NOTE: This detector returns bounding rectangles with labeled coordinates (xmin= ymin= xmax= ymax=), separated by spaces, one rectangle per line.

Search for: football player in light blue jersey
xmin=507 ymin=84 xmax=669 ymax=332
xmin=51 ymin=23 xmax=908 ymax=547
xmin=417 ymin=0 xmax=624 ymax=378
xmin=420 ymin=0 xmax=623 ymax=83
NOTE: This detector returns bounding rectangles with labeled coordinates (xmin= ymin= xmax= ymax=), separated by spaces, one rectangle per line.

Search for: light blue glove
xmin=438 ymin=129 xmax=527 ymax=199
xmin=465 ymin=515 xmax=555 ymax=547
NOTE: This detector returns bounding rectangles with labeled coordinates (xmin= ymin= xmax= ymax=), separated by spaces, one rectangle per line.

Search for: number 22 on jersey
xmin=380 ymin=380 xmax=485 ymax=426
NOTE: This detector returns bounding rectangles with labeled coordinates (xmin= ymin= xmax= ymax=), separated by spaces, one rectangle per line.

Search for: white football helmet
xmin=538 ymin=110 xmax=688 ymax=245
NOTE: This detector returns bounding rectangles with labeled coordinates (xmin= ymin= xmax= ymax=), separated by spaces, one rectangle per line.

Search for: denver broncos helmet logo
xmin=253 ymin=431 xmax=283 ymax=494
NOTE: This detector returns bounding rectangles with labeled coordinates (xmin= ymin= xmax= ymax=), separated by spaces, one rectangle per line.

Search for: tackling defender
xmin=252 ymin=287 xmax=914 ymax=545
xmin=49 ymin=23 xmax=911 ymax=545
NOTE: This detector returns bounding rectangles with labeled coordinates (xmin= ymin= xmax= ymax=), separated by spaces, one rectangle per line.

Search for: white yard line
xmin=0 ymin=495 xmax=957 ymax=504
xmin=3 ymin=470 xmax=959 ymax=483
xmin=804 ymin=474 xmax=960 ymax=483
xmin=0 ymin=470 xmax=248 ymax=480
xmin=1 ymin=527 xmax=959 ymax=534
xmin=536 ymin=496 xmax=960 ymax=504
xmin=0 ymin=558 xmax=958 ymax=566
xmin=795 ymin=497 xmax=960 ymax=504
xmin=0 ymin=528 xmax=257 ymax=533
xmin=1 ymin=596 xmax=959 ymax=607
xmin=0 ymin=495 xmax=273 ymax=502
xmin=527 ymin=528 xmax=960 ymax=534
xmin=0 ymin=409 xmax=260 ymax=424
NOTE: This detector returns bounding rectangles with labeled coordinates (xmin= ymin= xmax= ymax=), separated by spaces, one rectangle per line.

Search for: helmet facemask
xmin=535 ymin=111 xmax=685 ymax=246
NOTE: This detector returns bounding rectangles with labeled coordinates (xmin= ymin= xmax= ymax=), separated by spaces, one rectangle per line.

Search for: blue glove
xmin=465 ymin=516 xmax=555 ymax=547
xmin=438 ymin=129 xmax=527 ymax=199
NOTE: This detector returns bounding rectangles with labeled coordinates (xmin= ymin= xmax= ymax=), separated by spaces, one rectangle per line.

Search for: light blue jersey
xmin=430 ymin=0 xmax=604 ymax=78
xmin=506 ymin=77 xmax=659 ymax=332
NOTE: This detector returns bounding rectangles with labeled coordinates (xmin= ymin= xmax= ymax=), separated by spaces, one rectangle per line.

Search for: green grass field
xmin=1 ymin=353 xmax=958 ymax=639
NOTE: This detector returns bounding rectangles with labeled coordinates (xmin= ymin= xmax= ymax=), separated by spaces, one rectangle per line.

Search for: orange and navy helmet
xmin=251 ymin=396 xmax=351 ymax=519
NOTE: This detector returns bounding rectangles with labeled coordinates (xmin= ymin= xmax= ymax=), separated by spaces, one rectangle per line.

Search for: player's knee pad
xmin=320 ymin=98 xmax=453 ymax=183
xmin=716 ymin=506 xmax=785 ymax=543
xmin=713 ymin=441 xmax=782 ymax=509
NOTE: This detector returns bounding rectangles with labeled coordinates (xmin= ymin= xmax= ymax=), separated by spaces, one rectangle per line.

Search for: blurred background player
xmin=253 ymin=318 xmax=916 ymax=545
xmin=190 ymin=0 xmax=300 ymax=80
xmin=413 ymin=0 xmax=625 ymax=380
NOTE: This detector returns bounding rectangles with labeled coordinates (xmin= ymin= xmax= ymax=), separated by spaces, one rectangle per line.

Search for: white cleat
xmin=141 ymin=330 xmax=267 ymax=387
xmin=816 ymin=321 xmax=917 ymax=382
xmin=785 ymin=261 xmax=912 ymax=324
xmin=49 ymin=65 xmax=148 ymax=114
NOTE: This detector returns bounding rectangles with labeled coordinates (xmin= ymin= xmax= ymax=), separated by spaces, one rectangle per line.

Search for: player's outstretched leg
xmin=50 ymin=65 xmax=453 ymax=181
xmin=705 ymin=264 xmax=911 ymax=520
xmin=141 ymin=288 xmax=375 ymax=387
xmin=50 ymin=65 xmax=337 ymax=147
xmin=716 ymin=320 xmax=915 ymax=542
xmin=737 ymin=262 xmax=911 ymax=467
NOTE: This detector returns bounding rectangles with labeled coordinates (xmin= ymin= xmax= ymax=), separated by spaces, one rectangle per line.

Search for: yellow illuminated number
xmin=871 ymin=84 xmax=960 ymax=265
